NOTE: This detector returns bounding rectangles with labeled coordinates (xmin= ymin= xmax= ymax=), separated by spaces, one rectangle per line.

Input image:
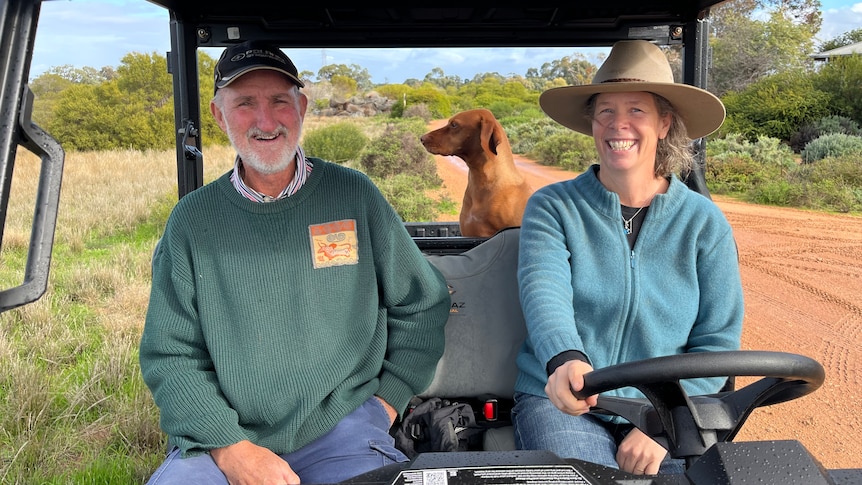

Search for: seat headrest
xmin=420 ymin=228 xmax=526 ymax=399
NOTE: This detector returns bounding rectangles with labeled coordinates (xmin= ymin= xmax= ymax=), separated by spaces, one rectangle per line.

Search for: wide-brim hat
xmin=539 ymin=40 xmax=725 ymax=139
xmin=214 ymin=40 xmax=305 ymax=94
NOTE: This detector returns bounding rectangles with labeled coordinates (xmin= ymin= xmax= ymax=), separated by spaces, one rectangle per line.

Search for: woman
xmin=512 ymin=39 xmax=744 ymax=475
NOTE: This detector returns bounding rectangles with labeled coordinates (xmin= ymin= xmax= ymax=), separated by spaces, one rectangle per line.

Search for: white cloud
xmin=818 ymin=3 xmax=862 ymax=42
xmin=31 ymin=1 xmax=169 ymax=77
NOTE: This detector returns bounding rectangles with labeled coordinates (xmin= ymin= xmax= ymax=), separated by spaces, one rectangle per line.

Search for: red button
xmin=483 ymin=400 xmax=498 ymax=421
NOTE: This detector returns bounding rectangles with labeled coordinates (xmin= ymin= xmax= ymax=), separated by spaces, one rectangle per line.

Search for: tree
xmin=330 ymin=74 xmax=358 ymax=100
xmin=423 ymin=67 xmax=463 ymax=89
xmin=818 ymin=28 xmax=862 ymax=52
xmin=45 ymin=53 xmax=175 ymax=150
xmin=196 ymin=51 xmax=228 ymax=146
xmin=29 ymin=65 xmax=114 ymax=127
xmin=403 ymin=83 xmax=452 ymax=119
xmin=813 ymin=54 xmax=862 ymax=123
xmin=709 ymin=0 xmax=820 ymax=96
xmin=47 ymin=81 xmax=127 ymax=150
xmin=29 ymin=73 xmax=73 ymax=127
xmin=317 ymin=63 xmax=373 ymax=91
xmin=33 ymin=64 xmax=110 ymax=85
xmin=116 ymin=52 xmax=173 ymax=110
xmin=525 ymin=52 xmax=598 ymax=87
xmin=720 ymin=70 xmax=832 ymax=141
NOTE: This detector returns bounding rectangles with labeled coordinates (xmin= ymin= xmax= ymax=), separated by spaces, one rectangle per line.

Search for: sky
xmin=29 ymin=1 xmax=862 ymax=84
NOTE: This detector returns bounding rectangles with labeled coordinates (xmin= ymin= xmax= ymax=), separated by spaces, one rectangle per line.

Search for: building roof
xmin=811 ymin=40 xmax=862 ymax=61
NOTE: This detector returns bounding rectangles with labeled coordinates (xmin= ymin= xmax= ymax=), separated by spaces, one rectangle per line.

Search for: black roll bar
xmin=0 ymin=0 xmax=65 ymax=313
xmin=167 ymin=8 xmax=204 ymax=199
xmin=164 ymin=10 xmax=718 ymax=200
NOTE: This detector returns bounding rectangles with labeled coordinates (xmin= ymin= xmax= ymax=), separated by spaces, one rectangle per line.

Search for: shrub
xmin=783 ymin=175 xmax=862 ymax=213
xmin=736 ymin=155 xmax=862 ymax=212
xmin=706 ymin=153 xmax=771 ymax=195
xmin=788 ymin=123 xmax=821 ymax=154
xmin=483 ymin=101 xmax=514 ymax=119
xmin=748 ymin=179 xmax=794 ymax=206
xmin=720 ymin=71 xmax=832 ymax=142
xmin=506 ymin=117 xmax=569 ymax=154
xmin=814 ymin=115 xmax=862 ymax=136
xmin=390 ymin=99 xmax=406 ymax=118
xmin=359 ymin=123 xmax=440 ymax=185
xmin=498 ymin=106 xmax=545 ymax=129
xmin=789 ymin=115 xmax=862 ymax=153
xmin=800 ymin=133 xmax=862 ymax=164
xmin=529 ymin=131 xmax=597 ymax=172
xmin=794 ymin=155 xmax=862 ymax=189
xmin=403 ymin=103 xmax=433 ymax=122
xmin=371 ymin=174 xmax=440 ymax=222
xmin=812 ymin=54 xmax=862 ymax=125
xmin=302 ymin=122 xmax=369 ymax=164
xmin=705 ymin=134 xmax=794 ymax=196
xmin=405 ymin=84 xmax=453 ymax=119
xmin=707 ymin=133 xmax=796 ymax=169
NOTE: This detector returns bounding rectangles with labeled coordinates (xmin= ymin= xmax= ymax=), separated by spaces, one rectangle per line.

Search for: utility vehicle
xmin=1 ymin=2 xmax=860 ymax=484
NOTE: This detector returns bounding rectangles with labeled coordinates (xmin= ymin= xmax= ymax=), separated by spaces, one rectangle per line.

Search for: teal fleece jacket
xmin=515 ymin=165 xmax=744 ymax=401
xmin=139 ymin=159 xmax=450 ymax=456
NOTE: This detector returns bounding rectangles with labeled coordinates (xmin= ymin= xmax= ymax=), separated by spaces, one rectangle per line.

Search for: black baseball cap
xmin=214 ymin=40 xmax=304 ymax=94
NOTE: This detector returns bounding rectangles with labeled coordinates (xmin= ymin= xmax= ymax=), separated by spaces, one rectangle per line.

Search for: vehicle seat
xmin=418 ymin=227 xmax=526 ymax=451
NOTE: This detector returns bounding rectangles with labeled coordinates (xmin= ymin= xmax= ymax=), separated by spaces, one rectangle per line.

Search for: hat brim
xmin=539 ymin=82 xmax=726 ymax=139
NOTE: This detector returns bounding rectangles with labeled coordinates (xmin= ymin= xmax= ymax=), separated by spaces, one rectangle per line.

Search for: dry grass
xmin=0 ymin=145 xmax=235 ymax=483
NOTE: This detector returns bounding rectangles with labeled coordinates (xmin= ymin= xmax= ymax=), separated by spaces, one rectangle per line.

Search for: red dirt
xmin=428 ymin=143 xmax=862 ymax=470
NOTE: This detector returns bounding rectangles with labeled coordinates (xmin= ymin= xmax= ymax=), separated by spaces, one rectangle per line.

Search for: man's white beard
xmin=228 ymin=125 xmax=299 ymax=175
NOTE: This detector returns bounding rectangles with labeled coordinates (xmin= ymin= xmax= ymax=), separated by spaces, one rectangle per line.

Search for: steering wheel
xmin=573 ymin=350 xmax=825 ymax=466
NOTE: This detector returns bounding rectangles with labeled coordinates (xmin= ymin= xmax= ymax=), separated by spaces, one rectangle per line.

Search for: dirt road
xmin=430 ymin=151 xmax=862 ymax=470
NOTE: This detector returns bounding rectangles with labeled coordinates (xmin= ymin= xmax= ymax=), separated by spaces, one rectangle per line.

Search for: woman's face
xmin=591 ymin=91 xmax=671 ymax=174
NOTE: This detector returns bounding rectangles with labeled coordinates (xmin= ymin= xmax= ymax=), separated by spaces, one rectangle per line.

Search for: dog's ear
xmin=480 ymin=112 xmax=501 ymax=156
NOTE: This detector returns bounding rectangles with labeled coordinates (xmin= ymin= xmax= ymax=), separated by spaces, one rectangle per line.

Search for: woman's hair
xmin=652 ymin=94 xmax=694 ymax=177
xmin=585 ymin=93 xmax=694 ymax=178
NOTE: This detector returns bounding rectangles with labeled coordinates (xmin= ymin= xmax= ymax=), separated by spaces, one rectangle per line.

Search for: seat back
xmin=418 ymin=227 xmax=526 ymax=451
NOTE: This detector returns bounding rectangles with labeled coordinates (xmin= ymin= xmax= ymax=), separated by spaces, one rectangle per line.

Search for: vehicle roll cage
xmin=0 ymin=2 xmax=723 ymax=311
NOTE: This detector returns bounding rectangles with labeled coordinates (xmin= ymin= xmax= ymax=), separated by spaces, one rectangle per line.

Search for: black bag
xmin=392 ymin=397 xmax=485 ymax=458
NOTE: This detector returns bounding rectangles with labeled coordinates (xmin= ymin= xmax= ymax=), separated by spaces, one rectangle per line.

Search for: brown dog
xmin=420 ymin=109 xmax=534 ymax=237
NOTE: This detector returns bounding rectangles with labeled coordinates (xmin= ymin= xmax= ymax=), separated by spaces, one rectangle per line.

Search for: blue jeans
xmin=145 ymin=397 xmax=407 ymax=484
xmin=512 ymin=392 xmax=684 ymax=474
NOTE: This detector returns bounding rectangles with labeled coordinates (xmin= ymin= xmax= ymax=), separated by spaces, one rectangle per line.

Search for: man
xmin=140 ymin=40 xmax=451 ymax=484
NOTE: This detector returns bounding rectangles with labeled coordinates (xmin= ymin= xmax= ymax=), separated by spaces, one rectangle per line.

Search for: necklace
xmin=622 ymin=207 xmax=644 ymax=235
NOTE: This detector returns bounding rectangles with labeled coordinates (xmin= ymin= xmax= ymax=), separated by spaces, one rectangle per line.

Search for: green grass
xmin=0 ymin=148 xmax=204 ymax=483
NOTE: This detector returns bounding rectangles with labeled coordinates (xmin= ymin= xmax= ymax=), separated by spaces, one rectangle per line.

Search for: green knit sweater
xmin=139 ymin=159 xmax=450 ymax=456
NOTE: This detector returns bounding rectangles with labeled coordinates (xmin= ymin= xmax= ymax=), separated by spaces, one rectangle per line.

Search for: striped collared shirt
xmin=230 ymin=146 xmax=314 ymax=202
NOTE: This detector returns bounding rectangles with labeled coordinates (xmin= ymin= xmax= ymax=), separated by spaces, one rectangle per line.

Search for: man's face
xmin=211 ymin=70 xmax=308 ymax=176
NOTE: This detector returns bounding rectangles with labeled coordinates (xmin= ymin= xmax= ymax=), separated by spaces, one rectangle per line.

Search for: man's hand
xmin=616 ymin=428 xmax=667 ymax=475
xmin=544 ymin=359 xmax=598 ymax=415
xmin=210 ymin=440 xmax=300 ymax=485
